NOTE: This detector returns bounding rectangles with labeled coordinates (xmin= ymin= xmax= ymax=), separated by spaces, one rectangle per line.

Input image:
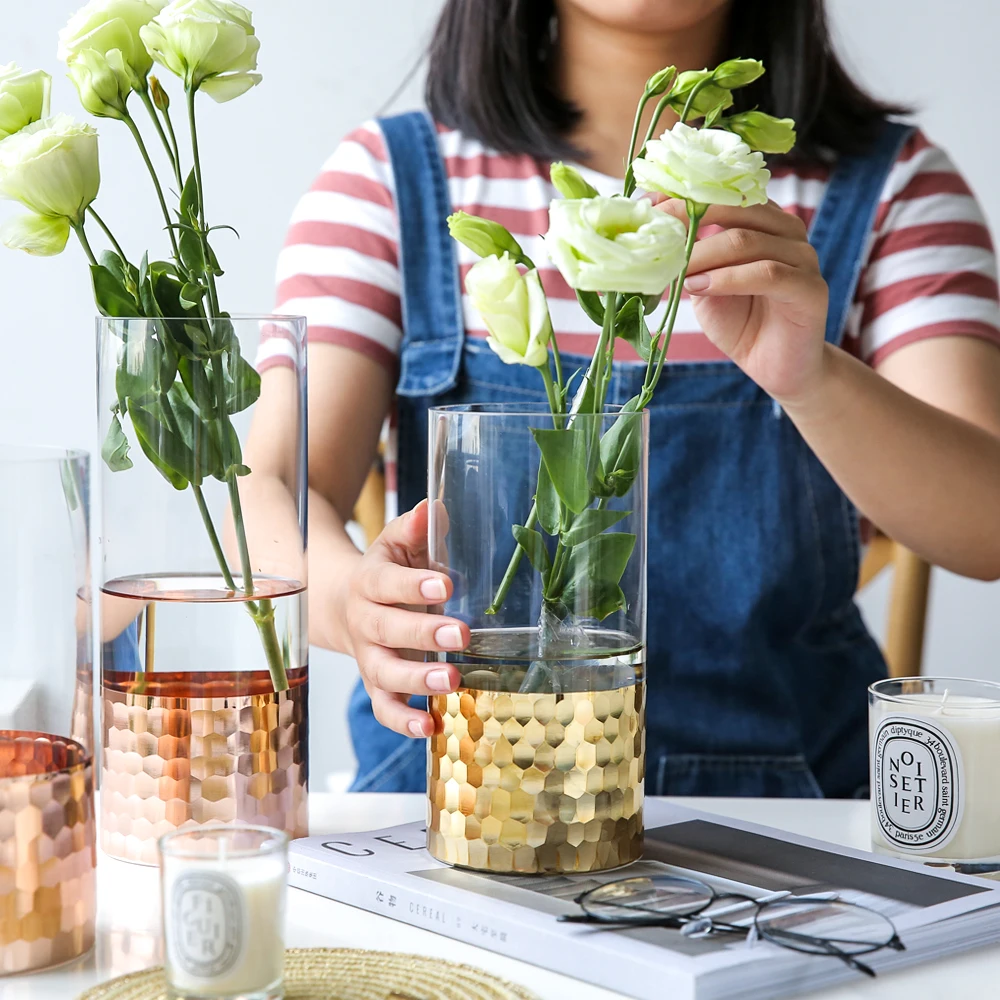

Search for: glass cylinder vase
xmin=0 ymin=447 xmax=94 ymax=973
xmin=426 ymin=404 xmax=648 ymax=874
xmin=97 ymin=316 xmax=308 ymax=865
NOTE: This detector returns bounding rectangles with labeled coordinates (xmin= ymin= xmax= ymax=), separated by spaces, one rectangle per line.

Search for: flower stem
xmin=486 ymin=503 xmax=537 ymax=616
xmin=138 ymin=87 xmax=181 ymax=189
xmin=186 ymin=87 xmax=221 ymax=316
xmin=87 ymin=207 xmax=128 ymax=263
xmin=624 ymin=94 xmax=673 ymax=197
xmin=122 ymin=111 xmax=181 ymax=262
xmin=191 ymin=481 xmax=240 ymax=595
xmin=72 ymin=223 xmax=98 ymax=267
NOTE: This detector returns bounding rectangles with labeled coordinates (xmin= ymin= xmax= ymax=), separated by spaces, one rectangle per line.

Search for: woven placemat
xmin=77 ymin=948 xmax=542 ymax=1000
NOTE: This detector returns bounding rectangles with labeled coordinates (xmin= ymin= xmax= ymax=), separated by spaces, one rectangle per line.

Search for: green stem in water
xmin=138 ymin=87 xmax=181 ymax=189
xmin=186 ymin=87 xmax=221 ymax=317
xmin=486 ymin=503 xmax=538 ymax=615
xmin=192 ymin=481 xmax=241 ymax=596
xmin=87 ymin=207 xmax=128 ymax=263
xmin=122 ymin=112 xmax=181 ymax=262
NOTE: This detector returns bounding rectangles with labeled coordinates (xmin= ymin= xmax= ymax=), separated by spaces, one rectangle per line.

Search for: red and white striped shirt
xmin=263 ymin=120 xmax=1000 ymax=518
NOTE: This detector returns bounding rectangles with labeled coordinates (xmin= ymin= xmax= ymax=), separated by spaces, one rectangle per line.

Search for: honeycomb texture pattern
xmin=101 ymin=679 xmax=308 ymax=864
xmin=0 ymin=733 xmax=95 ymax=974
xmin=428 ymin=683 xmax=644 ymax=873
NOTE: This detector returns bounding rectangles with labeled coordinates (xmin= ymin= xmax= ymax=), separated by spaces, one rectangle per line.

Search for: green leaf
xmin=561 ymin=531 xmax=636 ymax=619
xmin=562 ymin=580 xmax=627 ymax=621
xmin=128 ymin=401 xmax=190 ymax=489
xmin=178 ymin=226 xmax=206 ymax=274
xmin=180 ymin=167 xmax=199 ymax=222
xmin=576 ymin=290 xmax=605 ymax=327
xmin=160 ymin=338 xmax=179 ymax=390
xmin=91 ymin=264 xmax=140 ymax=318
xmin=615 ymin=296 xmax=653 ymax=363
xmin=562 ymin=508 xmax=629 ymax=546
xmin=100 ymin=251 xmax=127 ymax=288
xmin=512 ymin=524 xmax=551 ymax=576
xmin=115 ymin=321 xmax=162 ymax=401
xmin=178 ymin=356 xmax=216 ymax=415
xmin=225 ymin=350 xmax=261 ymax=414
xmin=101 ymin=413 xmax=133 ymax=472
xmin=164 ymin=384 xmax=224 ymax=481
xmin=599 ymin=396 xmax=644 ymax=498
xmin=534 ymin=460 xmax=560 ymax=535
xmin=179 ymin=281 xmax=206 ymax=308
xmin=227 ymin=463 xmax=252 ymax=477
xmin=531 ymin=427 xmax=593 ymax=515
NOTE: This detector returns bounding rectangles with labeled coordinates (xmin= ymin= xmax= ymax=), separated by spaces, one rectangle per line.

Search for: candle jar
xmin=869 ymin=677 xmax=1000 ymax=865
xmin=160 ymin=825 xmax=288 ymax=1000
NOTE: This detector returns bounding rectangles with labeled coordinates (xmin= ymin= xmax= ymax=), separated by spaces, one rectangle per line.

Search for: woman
xmin=249 ymin=0 xmax=1000 ymax=796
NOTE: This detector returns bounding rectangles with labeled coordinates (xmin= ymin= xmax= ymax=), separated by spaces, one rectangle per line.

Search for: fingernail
xmin=426 ymin=669 xmax=453 ymax=692
xmin=435 ymin=624 xmax=465 ymax=650
xmin=420 ymin=577 xmax=447 ymax=601
xmin=408 ymin=720 xmax=426 ymax=737
xmin=685 ymin=274 xmax=710 ymax=292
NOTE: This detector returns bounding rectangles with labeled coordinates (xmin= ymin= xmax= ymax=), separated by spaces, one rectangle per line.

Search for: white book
xmin=288 ymin=800 xmax=1000 ymax=1000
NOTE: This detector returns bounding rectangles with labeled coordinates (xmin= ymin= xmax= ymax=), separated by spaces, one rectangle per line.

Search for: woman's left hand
xmin=661 ymin=199 xmax=829 ymax=405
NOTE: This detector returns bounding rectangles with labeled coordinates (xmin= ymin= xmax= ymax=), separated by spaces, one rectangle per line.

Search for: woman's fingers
xmin=358 ymin=557 xmax=453 ymax=608
xmin=362 ymin=646 xmax=461 ymax=699
xmin=687 ymin=229 xmax=819 ymax=276
xmin=658 ymin=197 xmax=807 ymax=239
xmin=376 ymin=497 xmax=431 ymax=568
xmin=369 ymin=687 xmax=436 ymax=738
xmin=358 ymin=601 xmax=469 ymax=652
xmin=685 ymin=259 xmax=827 ymax=305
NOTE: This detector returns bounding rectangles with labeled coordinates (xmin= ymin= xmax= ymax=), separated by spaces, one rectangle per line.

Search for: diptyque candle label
xmin=872 ymin=715 xmax=964 ymax=852
xmin=169 ymin=871 xmax=246 ymax=978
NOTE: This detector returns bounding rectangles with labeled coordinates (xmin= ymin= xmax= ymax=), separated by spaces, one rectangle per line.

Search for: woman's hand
xmin=336 ymin=499 xmax=468 ymax=738
xmin=661 ymin=199 xmax=829 ymax=404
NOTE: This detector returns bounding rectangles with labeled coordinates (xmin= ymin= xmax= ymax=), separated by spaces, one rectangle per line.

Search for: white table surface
xmin=4 ymin=794 xmax=996 ymax=1000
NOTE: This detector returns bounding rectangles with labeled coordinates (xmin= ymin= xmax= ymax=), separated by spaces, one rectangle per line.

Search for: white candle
xmin=870 ymin=680 xmax=1000 ymax=863
xmin=160 ymin=827 xmax=287 ymax=999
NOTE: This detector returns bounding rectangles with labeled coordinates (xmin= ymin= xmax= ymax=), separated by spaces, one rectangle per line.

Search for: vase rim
xmin=429 ymin=402 xmax=646 ymax=416
xmin=95 ymin=313 xmax=306 ymax=323
xmin=0 ymin=445 xmax=88 ymax=464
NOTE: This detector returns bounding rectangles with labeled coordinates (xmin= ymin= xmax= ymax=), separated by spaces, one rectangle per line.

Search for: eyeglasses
xmin=558 ymin=874 xmax=905 ymax=978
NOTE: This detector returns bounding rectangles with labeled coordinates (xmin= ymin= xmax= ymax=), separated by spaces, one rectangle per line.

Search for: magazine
xmin=288 ymin=800 xmax=1000 ymax=1000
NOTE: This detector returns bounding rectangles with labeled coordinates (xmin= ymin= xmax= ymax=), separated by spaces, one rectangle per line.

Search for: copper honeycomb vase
xmin=0 ymin=733 xmax=95 ymax=974
xmin=426 ymin=405 xmax=649 ymax=874
xmin=98 ymin=318 xmax=309 ymax=863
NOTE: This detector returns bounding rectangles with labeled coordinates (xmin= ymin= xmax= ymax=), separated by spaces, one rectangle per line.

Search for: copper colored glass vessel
xmin=0 ymin=732 xmax=95 ymax=974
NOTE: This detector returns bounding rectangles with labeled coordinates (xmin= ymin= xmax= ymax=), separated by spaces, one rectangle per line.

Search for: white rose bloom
xmin=0 ymin=115 xmax=100 ymax=223
xmin=545 ymin=196 xmax=687 ymax=295
xmin=58 ymin=0 xmax=167 ymax=85
xmin=0 ymin=64 xmax=51 ymax=140
xmin=140 ymin=0 xmax=261 ymax=102
xmin=466 ymin=254 xmax=552 ymax=368
xmin=632 ymin=122 xmax=770 ymax=208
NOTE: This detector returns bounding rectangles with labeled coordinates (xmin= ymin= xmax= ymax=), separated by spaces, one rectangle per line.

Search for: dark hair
xmin=425 ymin=0 xmax=910 ymax=164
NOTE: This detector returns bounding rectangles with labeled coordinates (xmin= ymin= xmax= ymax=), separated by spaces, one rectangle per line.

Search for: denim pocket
xmin=651 ymin=752 xmax=824 ymax=798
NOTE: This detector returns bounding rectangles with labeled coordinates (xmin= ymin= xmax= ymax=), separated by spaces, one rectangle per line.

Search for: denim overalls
xmin=349 ymin=112 xmax=912 ymax=798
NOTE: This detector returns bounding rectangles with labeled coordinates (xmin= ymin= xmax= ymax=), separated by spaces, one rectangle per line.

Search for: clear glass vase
xmin=426 ymin=404 xmax=648 ymax=874
xmin=0 ymin=447 xmax=94 ymax=973
xmin=97 ymin=316 xmax=308 ymax=864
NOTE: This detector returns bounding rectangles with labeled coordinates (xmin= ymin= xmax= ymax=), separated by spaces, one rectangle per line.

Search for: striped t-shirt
xmin=262 ymin=119 xmax=1000 ymax=518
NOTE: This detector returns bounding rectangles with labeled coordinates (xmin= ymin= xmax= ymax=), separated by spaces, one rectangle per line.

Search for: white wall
xmin=1 ymin=1 xmax=998 ymax=786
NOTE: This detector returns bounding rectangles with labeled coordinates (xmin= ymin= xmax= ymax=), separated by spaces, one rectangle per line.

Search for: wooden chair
xmin=353 ymin=467 xmax=932 ymax=677
xmin=857 ymin=534 xmax=931 ymax=678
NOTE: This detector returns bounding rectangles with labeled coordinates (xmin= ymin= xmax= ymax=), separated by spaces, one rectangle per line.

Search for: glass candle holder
xmin=869 ymin=677 xmax=1000 ymax=865
xmin=160 ymin=825 xmax=288 ymax=1000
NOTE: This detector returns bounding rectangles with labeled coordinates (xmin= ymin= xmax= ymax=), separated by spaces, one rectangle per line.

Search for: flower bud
xmin=67 ymin=48 xmax=132 ymax=119
xmin=466 ymin=255 xmax=552 ymax=368
xmin=149 ymin=74 xmax=169 ymax=111
xmin=550 ymin=162 xmax=598 ymax=200
xmin=448 ymin=210 xmax=526 ymax=261
xmin=712 ymin=58 xmax=765 ymax=89
xmin=0 ymin=64 xmax=51 ymax=140
xmin=667 ymin=69 xmax=733 ymax=120
xmin=58 ymin=0 xmax=164 ymax=85
xmin=721 ymin=111 xmax=797 ymax=155
xmin=644 ymin=65 xmax=676 ymax=97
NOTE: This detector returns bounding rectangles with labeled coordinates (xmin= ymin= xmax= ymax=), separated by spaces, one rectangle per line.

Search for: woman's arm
xmin=671 ymin=199 xmax=1000 ymax=580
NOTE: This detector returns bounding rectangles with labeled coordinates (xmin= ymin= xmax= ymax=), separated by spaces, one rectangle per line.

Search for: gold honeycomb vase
xmin=428 ymin=682 xmax=645 ymax=874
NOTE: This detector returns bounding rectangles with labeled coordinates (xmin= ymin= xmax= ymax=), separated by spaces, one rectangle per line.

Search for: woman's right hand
xmin=337 ymin=499 xmax=468 ymax=738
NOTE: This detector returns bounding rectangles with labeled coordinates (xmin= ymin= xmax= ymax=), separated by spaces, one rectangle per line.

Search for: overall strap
xmin=809 ymin=120 xmax=915 ymax=346
xmin=377 ymin=111 xmax=464 ymax=397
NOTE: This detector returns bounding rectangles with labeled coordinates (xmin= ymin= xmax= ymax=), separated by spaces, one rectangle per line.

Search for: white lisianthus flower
xmin=466 ymin=254 xmax=552 ymax=368
xmin=0 ymin=64 xmax=51 ymax=140
xmin=58 ymin=0 xmax=166 ymax=86
xmin=140 ymin=0 xmax=261 ymax=102
xmin=67 ymin=48 xmax=133 ymax=119
xmin=0 ymin=212 xmax=71 ymax=255
xmin=0 ymin=115 xmax=100 ymax=224
xmin=632 ymin=122 xmax=770 ymax=208
xmin=545 ymin=196 xmax=687 ymax=295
